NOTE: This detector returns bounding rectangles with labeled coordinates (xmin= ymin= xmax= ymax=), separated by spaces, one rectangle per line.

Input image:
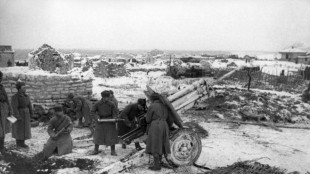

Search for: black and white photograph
xmin=0 ymin=0 xmax=310 ymax=173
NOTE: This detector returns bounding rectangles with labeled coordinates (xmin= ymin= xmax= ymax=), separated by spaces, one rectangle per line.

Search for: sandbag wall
xmin=1 ymin=72 xmax=93 ymax=109
xmin=93 ymin=61 xmax=127 ymax=77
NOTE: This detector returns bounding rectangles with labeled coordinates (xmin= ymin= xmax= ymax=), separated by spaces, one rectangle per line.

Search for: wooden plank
xmin=171 ymin=90 xmax=199 ymax=108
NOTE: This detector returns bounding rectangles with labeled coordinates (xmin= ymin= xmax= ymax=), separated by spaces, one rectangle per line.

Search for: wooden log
xmin=213 ymin=66 xmax=244 ymax=84
xmin=175 ymin=94 xmax=200 ymax=111
xmin=177 ymin=101 xmax=195 ymax=114
xmin=171 ymin=90 xmax=200 ymax=108
xmin=94 ymin=150 xmax=146 ymax=174
xmin=167 ymin=79 xmax=205 ymax=102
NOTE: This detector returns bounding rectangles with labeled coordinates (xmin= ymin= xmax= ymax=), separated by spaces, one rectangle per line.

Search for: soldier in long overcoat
xmin=43 ymin=106 xmax=73 ymax=159
xmin=0 ymin=71 xmax=12 ymax=154
xmin=11 ymin=81 xmax=33 ymax=148
xmin=90 ymin=91 xmax=118 ymax=156
xmin=145 ymin=93 xmax=171 ymax=171
xmin=67 ymin=93 xmax=92 ymax=127
xmin=118 ymin=98 xmax=147 ymax=150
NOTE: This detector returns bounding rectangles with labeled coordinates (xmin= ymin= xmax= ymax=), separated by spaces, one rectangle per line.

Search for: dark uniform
xmin=119 ymin=100 xmax=147 ymax=150
xmin=43 ymin=112 xmax=73 ymax=159
xmin=70 ymin=95 xmax=92 ymax=127
xmin=91 ymin=90 xmax=118 ymax=156
xmin=119 ymin=103 xmax=145 ymax=135
xmin=145 ymin=94 xmax=170 ymax=171
xmin=0 ymin=71 xmax=12 ymax=153
xmin=11 ymin=82 xmax=33 ymax=148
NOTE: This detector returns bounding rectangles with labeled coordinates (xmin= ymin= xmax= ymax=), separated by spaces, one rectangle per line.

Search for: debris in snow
xmin=205 ymin=160 xmax=287 ymax=174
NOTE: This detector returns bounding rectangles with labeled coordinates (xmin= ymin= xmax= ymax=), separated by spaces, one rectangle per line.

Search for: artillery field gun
xmin=95 ymin=66 xmax=248 ymax=174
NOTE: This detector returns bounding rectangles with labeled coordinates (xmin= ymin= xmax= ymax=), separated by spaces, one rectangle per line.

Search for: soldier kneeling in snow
xmin=34 ymin=106 xmax=73 ymax=161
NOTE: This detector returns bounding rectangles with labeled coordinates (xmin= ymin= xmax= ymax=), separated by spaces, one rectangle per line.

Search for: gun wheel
xmin=168 ymin=128 xmax=202 ymax=166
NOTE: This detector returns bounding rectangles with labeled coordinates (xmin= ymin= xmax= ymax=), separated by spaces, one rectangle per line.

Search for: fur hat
xmin=67 ymin=93 xmax=74 ymax=99
xmin=15 ymin=81 xmax=25 ymax=90
xmin=54 ymin=105 xmax=63 ymax=112
xmin=137 ymin=98 xmax=146 ymax=106
xmin=101 ymin=90 xmax=110 ymax=98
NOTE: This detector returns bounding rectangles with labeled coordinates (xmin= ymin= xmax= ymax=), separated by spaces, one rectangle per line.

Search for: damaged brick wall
xmin=1 ymin=72 xmax=92 ymax=109
xmin=93 ymin=61 xmax=127 ymax=77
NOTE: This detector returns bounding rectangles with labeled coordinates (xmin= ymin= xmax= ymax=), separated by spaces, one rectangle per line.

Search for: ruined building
xmin=28 ymin=44 xmax=74 ymax=74
xmin=0 ymin=45 xmax=14 ymax=67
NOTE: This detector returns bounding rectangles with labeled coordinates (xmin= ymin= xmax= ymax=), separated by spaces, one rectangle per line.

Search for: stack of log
xmin=167 ymin=66 xmax=244 ymax=113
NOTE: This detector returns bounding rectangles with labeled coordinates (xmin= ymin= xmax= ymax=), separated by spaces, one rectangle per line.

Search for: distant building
xmin=279 ymin=46 xmax=307 ymax=64
xmin=244 ymin=55 xmax=257 ymax=63
xmin=0 ymin=45 xmax=15 ymax=67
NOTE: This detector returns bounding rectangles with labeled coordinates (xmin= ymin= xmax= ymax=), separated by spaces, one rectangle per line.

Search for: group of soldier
xmin=0 ymin=70 xmax=177 ymax=171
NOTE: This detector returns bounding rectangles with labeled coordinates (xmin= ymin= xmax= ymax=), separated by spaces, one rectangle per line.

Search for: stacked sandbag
xmin=1 ymin=72 xmax=92 ymax=110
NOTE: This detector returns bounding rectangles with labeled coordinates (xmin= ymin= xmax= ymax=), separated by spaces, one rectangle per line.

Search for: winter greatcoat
xmin=43 ymin=115 xmax=73 ymax=159
xmin=118 ymin=103 xmax=146 ymax=136
xmin=145 ymin=100 xmax=171 ymax=155
xmin=0 ymin=84 xmax=11 ymax=138
xmin=91 ymin=99 xmax=118 ymax=146
xmin=72 ymin=96 xmax=92 ymax=125
xmin=11 ymin=92 xmax=33 ymax=140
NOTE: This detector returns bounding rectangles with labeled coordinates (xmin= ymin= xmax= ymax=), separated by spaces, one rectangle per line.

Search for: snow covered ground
xmin=209 ymin=59 xmax=306 ymax=76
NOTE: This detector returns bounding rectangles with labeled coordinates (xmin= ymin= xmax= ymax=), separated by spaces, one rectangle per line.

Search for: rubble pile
xmin=194 ymin=87 xmax=310 ymax=124
xmin=206 ymin=161 xmax=287 ymax=174
xmin=28 ymin=44 xmax=74 ymax=74
xmin=93 ymin=60 xmax=127 ymax=78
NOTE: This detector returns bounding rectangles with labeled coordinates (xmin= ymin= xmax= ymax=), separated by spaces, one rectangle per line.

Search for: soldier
xmin=90 ymin=90 xmax=118 ymax=156
xmin=0 ymin=71 xmax=12 ymax=156
xmin=145 ymin=93 xmax=171 ymax=171
xmin=42 ymin=106 xmax=73 ymax=160
xmin=11 ymin=81 xmax=33 ymax=148
xmin=67 ymin=93 xmax=91 ymax=128
xmin=118 ymin=98 xmax=147 ymax=150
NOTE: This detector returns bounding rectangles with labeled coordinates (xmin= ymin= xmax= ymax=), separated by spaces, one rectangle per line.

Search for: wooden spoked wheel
xmin=168 ymin=128 xmax=202 ymax=166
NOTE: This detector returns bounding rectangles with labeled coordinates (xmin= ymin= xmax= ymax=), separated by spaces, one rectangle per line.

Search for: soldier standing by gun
xmin=11 ymin=81 xmax=33 ymax=148
xmin=33 ymin=106 xmax=73 ymax=161
xmin=90 ymin=90 xmax=118 ymax=156
xmin=118 ymin=98 xmax=147 ymax=150
xmin=145 ymin=93 xmax=171 ymax=171
xmin=0 ymin=71 xmax=12 ymax=157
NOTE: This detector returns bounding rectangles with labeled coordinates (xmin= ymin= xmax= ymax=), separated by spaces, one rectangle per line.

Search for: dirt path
xmin=197 ymin=122 xmax=310 ymax=173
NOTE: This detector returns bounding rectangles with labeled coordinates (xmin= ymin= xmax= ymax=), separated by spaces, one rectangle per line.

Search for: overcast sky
xmin=0 ymin=0 xmax=309 ymax=51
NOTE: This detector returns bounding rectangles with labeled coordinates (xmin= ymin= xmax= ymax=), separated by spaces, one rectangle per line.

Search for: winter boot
xmin=20 ymin=140 xmax=29 ymax=148
xmin=90 ymin=144 xmax=101 ymax=155
xmin=110 ymin=145 xmax=117 ymax=156
xmin=0 ymin=137 xmax=5 ymax=154
xmin=134 ymin=142 xmax=143 ymax=151
xmin=16 ymin=140 xmax=22 ymax=148
xmin=149 ymin=154 xmax=161 ymax=171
